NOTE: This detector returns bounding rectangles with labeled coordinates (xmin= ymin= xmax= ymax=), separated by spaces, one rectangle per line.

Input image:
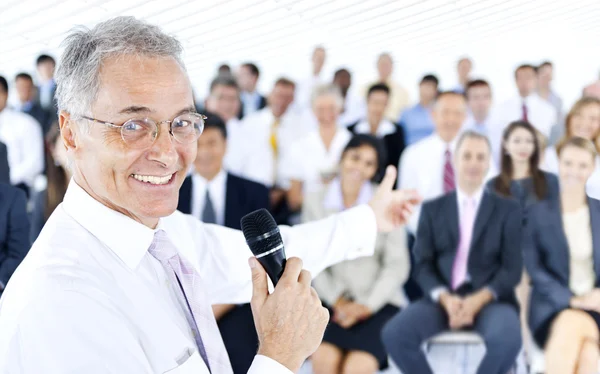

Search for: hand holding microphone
xmin=241 ymin=210 xmax=329 ymax=373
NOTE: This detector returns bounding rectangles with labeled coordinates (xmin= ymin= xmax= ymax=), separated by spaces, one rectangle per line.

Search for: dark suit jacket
xmin=414 ymin=190 xmax=523 ymax=307
xmin=347 ymin=121 xmax=406 ymax=171
xmin=0 ymin=142 xmax=10 ymax=184
xmin=486 ymin=171 xmax=559 ymax=209
xmin=35 ymin=84 xmax=58 ymax=128
xmin=177 ymin=172 xmax=270 ymax=230
xmin=23 ymin=103 xmax=51 ymax=135
xmin=0 ymin=184 xmax=30 ymax=289
xmin=237 ymin=95 xmax=267 ymax=120
xmin=525 ymin=197 xmax=600 ymax=334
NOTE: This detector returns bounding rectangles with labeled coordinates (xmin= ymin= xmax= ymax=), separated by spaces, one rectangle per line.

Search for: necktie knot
xmin=148 ymin=230 xmax=179 ymax=263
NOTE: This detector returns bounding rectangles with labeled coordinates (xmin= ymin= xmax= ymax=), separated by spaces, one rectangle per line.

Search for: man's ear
xmin=59 ymin=111 xmax=77 ymax=150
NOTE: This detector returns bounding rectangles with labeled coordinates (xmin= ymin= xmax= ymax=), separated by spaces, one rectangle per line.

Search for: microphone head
xmin=240 ymin=209 xmax=282 ymax=257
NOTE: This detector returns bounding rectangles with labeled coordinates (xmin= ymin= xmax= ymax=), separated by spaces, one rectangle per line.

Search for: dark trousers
xmin=217 ymin=303 xmax=258 ymax=374
xmin=381 ymin=299 xmax=521 ymax=374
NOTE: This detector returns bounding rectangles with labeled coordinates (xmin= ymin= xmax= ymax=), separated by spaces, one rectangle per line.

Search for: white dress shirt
xmin=0 ymin=180 xmax=377 ymax=373
xmin=0 ymin=108 xmax=44 ymax=186
xmin=191 ymin=169 xmax=227 ymax=225
xmin=232 ymin=107 xmax=308 ymax=187
xmin=223 ymin=117 xmax=247 ymax=175
xmin=541 ymin=146 xmax=600 ymax=200
xmin=463 ymin=110 xmax=504 ymax=168
xmin=353 ymin=118 xmax=397 ymax=137
xmin=398 ymin=133 xmax=497 ymax=234
xmin=496 ymin=94 xmax=557 ymax=139
xmin=240 ymin=91 xmax=262 ymax=117
xmin=292 ymin=74 xmax=324 ymax=113
xmin=278 ymin=128 xmax=352 ymax=192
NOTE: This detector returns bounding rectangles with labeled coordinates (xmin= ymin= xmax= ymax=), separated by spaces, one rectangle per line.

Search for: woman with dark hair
xmin=302 ymin=134 xmax=409 ymax=374
xmin=30 ymin=124 xmax=70 ymax=242
xmin=487 ymin=120 xmax=559 ymax=210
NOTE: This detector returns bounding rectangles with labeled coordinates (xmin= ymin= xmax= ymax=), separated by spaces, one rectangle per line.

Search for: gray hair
xmin=55 ymin=16 xmax=185 ymax=126
xmin=455 ymin=130 xmax=491 ymax=153
xmin=311 ymin=84 xmax=344 ymax=109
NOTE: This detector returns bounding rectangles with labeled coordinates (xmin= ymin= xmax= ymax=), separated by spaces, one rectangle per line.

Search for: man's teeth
xmin=132 ymin=174 xmax=173 ymax=185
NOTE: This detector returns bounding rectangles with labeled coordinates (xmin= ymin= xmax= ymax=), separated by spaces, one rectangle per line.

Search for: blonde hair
xmin=556 ymin=97 xmax=600 ymax=153
xmin=557 ymin=136 xmax=598 ymax=159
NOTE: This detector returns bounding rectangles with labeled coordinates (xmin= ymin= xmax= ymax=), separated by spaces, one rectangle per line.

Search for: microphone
xmin=241 ymin=209 xmax=287 ymax=286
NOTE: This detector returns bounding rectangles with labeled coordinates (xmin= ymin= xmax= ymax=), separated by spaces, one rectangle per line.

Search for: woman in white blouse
xmin=302 ymin=134 xmax=409 ymax=374
xmin=542 ymin=97 xmax=600 ymax=198
xmin=279 ymin=84 xmax=351 ymax=213
xmin=525 ymin=137 xmax=600 ymax=374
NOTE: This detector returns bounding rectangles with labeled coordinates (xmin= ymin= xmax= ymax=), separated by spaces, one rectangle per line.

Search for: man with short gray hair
xmin=0 ymin=17 xmax=419 ymax=374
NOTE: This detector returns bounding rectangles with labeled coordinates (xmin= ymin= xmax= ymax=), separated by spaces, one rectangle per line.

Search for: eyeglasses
xmin=80 ymin=112 xmax=206 ymax=149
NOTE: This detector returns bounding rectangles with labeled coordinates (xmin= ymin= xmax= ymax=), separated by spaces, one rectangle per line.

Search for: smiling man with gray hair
xmin=0 ymin=17 xmax=420 ymax=374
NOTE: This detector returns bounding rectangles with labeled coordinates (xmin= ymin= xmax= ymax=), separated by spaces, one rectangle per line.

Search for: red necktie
xmin=443 ymin=149 xmax=455 ymax=193
xmin=522 ymin=102 xmax=528 ymax=123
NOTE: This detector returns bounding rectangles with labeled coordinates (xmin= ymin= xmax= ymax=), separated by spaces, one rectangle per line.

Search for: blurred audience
xmin=279 ymin=84 xmax=351 ymax=213
xmin=303 ymin=134 xmax=409 ymax=374
xmin=0 ymin=75 xmax=44 ymax=196
xmin=236 ymin=62 xmax=266 ymax=119
xmin=35 ymin=54 xmax=57 ymax=124
xmin=537 ymin=61 xmax=564 ymax=144
xmin=383 ymin=130 xmax=523 ymax=374
xmin=294 ymin=46 xmax=327 ymax=113
xmin=453 ymin=57 xmax=473 ymax=94
xmin=0 ymin=184 xmax=30 ymax=297
xmin=30 ymin=125 xmax=70 ymax=242
xmin=332 ymin=68 xmax=365 ymax=127
xmin=14 ymin=73 xmax=50 ymax=135
xmin=176 ymin=114 xmax=268 ymax=374
xmin=364 ymin=53 xmax=410 ymax=122
xmin=525 ymin=137 xmax=600 ymax=374
xmin=583 ymin=72 xmax=600 ymax=99
xmin=497 ymin=64 xmax=557 ymax=139
xmin=348 ymin=83 xmax=405 ymax=172
xmin=217 ymin=63 xmax=232 ymax=77
xmin=542 ymin=97 xmax=600 ymax=199
xmin=398 ymin=74 xmax=439 ymax=145
xmin=0 ymin=142 xmax=9 ymax=185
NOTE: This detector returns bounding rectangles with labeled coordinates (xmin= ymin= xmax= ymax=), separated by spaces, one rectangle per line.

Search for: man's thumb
xmin=249 ymin=257 xmax=268 ymax=308
xmin=379 ymin=165 xmax=397 ymax=192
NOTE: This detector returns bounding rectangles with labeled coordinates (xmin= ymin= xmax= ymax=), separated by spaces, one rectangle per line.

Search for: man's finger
xmin=378 ymin=165 xmax=397 ymax=193
xmin=298 ymin=269 xmax=312 ymax=288
xmin=249 ymin=257 xmax=268 ymax=310
xmin=279 ymin=257 xmax=303 ymax=285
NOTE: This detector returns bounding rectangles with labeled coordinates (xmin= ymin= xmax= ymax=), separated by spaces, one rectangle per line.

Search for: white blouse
xmin=563 ymin=206 xmax=595 ymax=296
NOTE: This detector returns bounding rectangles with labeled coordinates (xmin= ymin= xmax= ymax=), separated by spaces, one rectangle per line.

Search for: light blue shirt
xmin=240 ymin=91 xmax=261 ymax=117
xmin=398 ymin=104 xmax=435 ymax=145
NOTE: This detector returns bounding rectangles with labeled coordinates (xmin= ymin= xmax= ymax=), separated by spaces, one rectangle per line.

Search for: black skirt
xmin=533 ymin=308 xmax=600 ymax=348
xmin=322 ymin=303 xmax=399 ymax=369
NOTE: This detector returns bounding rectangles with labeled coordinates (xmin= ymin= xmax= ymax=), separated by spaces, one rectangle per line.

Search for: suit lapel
xmin=471 ymin=192 xmax=494 ymax=247
xmin=446 ymin=192 xmax=460 ymax=248
xmin=224 ymin=173 xmax=236 ymax=228
xmin=177 ymin=176 xmax=193 ymax=215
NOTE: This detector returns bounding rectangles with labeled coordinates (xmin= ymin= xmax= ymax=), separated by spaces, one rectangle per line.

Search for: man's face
xmin=37 ymin=61 xmax=55 ymax=81
xmin=454 ymin=137 xmax=490 ymax=189
xmin=15 ymin=77 xmax=34 ymax=103
xmin=433 ymin=94 xmax=467 ymax=142
xmin=63 ymin=55 xmax=196 ymax=228
xmin=377 ymin=55 xmax=393 ymax=80
xmin=538 ymin=64 xmax=553 ymax=87
xmin=333 ymin=71 xmax=351 ymax=94
xmin=312 ymin=48 xmax=326 ymax=72
xmin=205 ymin=84 xmax=239 ymax=122
xmin=457 ymin=59 xmax=472 ymax=79
xmin=0 ymin=88 xmax=8 ymax=112
xmin=237 ymin=66 xmax=257 ymax=92
xmin=366 ymin=91 xmax=389 ymax=121
xmin=419 ymin=81 xmax=438 ymax=103
xmin=194 ymin=127 xmax=226 ymax=179
xmin=269 ymin=84 xmax=294 ymax=118
xmin=515 ymin=67 xmax=537 ymax=97
xmin=466 ymin=85 xmax=492 ymax=118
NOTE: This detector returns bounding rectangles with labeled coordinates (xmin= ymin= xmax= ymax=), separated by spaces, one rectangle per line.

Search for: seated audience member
xmin=303 ymin=135 xmax=409 ymax=374
xmin=399 ymin=91 xmax=497 ymax=237
xmin=497 ymin=64 xmax=557 ymax=139
xmin=0 ymin=76 xmax=44 ymax=195
xmin=537 ymin=61 xmax=564 ymax=144
xmin=452 ymin=57 xmax=473 ymax=94
xmin=293 ymin=46 xmax=326 ymax=114
xmin=177 ymin=113 xmax=269 ymax=374
xmin=525 ymin=137 xmax=600 ymax=374
xmin=542 ymin=97 xmax=600 ymax=199
xmin=348 ymin=83 xmax=406 ymax=171
xmin=279 ymin=84 xmax=351 ymax=213
xmin=488 ymin=120 xmax=559 ymax=211
xmin=0 ymin=184 xmax=30 ymax=297
xmin=0 ymin=142 xmax=9 ymax=185
xmin=383 ymin=130 xmax=523 ymax=374
xmin=236 ymin=62 xmax=266 ymax=119
xmin=30 ymin=125 xmax=71 ymax=242
xmin=35 ymin=54 xmax=58 ymax=119
xmin=398 ymin=74 xmax=439 ymax=145
xmin=15 ymin=73 xmax=50 ymax=135
xmin=363 ymin=53 xmax=410 ymax=122
xmin=332 ymin=68 xmax=365 ymax=127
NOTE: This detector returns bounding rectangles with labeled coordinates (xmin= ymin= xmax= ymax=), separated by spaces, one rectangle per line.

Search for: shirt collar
xmin=323 ymin=178 xmax=374 ymax=211
xmin=355 ymin=119 xmax=396 ymax=137
xmin=432 ymin=132 xmax=459 ymax=152
xmin=61 ymin=179 xmax=164 ymax=270
xmin=456 ymin=185 xmax=485 ymax=207
xmin=192 ymin=168 xmax=227 ymax=188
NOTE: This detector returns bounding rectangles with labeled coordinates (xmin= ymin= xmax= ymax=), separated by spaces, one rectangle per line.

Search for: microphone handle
xmin=256 ymin=249 xmax=286 ymax=286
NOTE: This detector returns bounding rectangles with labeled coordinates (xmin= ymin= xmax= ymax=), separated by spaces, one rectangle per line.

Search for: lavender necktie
xmin=148 ymin=230 xmax=233 ymax=373
xmin=452 ymin=198 xmax=476 ymax=290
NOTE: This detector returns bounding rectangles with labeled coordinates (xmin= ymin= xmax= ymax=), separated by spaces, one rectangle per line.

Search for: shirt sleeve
xmin=247 ymin=355 xmax=294 ymax=374
xmin=200 ymin=205 xmax=377 ymax=305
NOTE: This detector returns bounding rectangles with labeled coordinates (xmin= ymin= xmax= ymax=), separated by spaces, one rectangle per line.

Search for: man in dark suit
xmin=0 ymin=184 xmax=30 ymax=296
xmin=382 ymin=130 xmax=523 ymax=374
xmin=236 ymin=62 xmax=267 ymax=119
xmin=35 ymin=54 xmax=58 ymax=127
xmin=177 ymin=112 xmax=269 ymax=374
xmin=0 ymin=142 xmax=10 ymax=185
xmin=15 ymin=73 xmax=51 ymax=134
